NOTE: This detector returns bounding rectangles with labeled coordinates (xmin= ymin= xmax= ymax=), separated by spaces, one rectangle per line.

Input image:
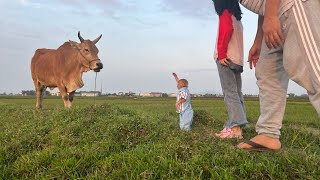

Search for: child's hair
xmin=212 ymin=0 xmax=242 ymax=21
xmin=179 ymin=79 xmax=189 ymax=87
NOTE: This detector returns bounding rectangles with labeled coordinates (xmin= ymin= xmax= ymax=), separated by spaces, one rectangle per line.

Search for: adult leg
xmin=237 ymin=35 xmax=288 ymax=150
xmin=255 ymin=43 xmax=289 ymax=138
xmin=284 ymin=0 xmax=320 ymax=115
xmin=240 ymin=0 xmax=320 ymax=150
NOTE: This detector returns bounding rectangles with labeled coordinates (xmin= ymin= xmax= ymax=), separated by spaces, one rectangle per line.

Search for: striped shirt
xmin=176 ymin=87 xmax=192 ymax=113
xmin=240 ymin=0 xmax=296 ymax=16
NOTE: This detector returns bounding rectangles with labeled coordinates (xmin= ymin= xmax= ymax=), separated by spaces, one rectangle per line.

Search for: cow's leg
xmin=58 ymin=86 xmax=71 ymax=109
xmin=69 ymin=91 xmax=76 ymax=105
xmin=39 ymin=85 xmax=46 ymax=109
xmin=34 ymin=81 xmax=43 ymax=110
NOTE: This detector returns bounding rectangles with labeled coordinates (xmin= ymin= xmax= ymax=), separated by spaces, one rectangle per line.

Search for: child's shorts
xmin=180 ymin=109 xmax=194 ymax=131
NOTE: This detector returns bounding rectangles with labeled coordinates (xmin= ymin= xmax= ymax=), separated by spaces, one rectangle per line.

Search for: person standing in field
xmin=172 ymin=73 xmax=194 ymax=131
xmin=238 ymin=0 xmax=320 ymax=151
xmin=212 ymin=0 xmax=248 ymax=139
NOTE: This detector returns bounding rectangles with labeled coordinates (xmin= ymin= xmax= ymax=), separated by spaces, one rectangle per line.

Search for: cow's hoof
xmin=36 ymin=107 xmax=42 ymax=111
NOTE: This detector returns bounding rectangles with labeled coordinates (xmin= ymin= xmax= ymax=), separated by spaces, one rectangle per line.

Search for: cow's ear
xmin=69 ymin=40 xmax=80 ymax=49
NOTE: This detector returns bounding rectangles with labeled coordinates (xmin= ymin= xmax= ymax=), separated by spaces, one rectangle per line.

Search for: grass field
xmin=0 ymin=96 xmax=319 ymax=179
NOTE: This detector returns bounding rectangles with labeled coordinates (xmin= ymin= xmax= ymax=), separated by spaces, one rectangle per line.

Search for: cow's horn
xmin=93 ymin=34 xmax=102 ymax=44
xmin=78 ymin=31 xmax=85 ymax=43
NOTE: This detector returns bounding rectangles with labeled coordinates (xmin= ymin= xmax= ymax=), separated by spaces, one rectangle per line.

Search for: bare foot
xmin=231 ymin=126 xmax=242 ymax=137
xmin=237 ymin=134 xmax=282 ymax=150
xmin=214 ymin=127 xmax=243 ymax=139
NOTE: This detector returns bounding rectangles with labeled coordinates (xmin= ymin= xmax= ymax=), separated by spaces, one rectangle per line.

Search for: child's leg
xmin=235 ymin=70 xmax=246 ymax=118
xmin=180 ymin=109 xmax=193 ymax=131
xmin=216 ymin=61 xmax=248 ymax=128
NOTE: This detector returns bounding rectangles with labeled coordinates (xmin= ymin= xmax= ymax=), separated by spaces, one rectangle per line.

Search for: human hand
xmin=219 ymin=58 xmax=230 ymax=66
xmin=173 ymin=72 xmax=179 ymax=82
xmin=262 ymin=16 xmax=284 ymax=49
xmin=172 ymin=72 xmax=178 ymax=78
xmin=248 ymin=43 xmax=261 ymax=69
xmin=175 ymin=102 xmax=179 ymax=111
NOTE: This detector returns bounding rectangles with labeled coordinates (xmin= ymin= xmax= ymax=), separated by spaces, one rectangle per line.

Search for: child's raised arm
xmin=172 ymin=72 xmax=179 ymax=83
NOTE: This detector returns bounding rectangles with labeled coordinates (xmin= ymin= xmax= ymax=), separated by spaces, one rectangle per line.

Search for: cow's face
xmin=70 ymin=32 xmax=103 ymax=72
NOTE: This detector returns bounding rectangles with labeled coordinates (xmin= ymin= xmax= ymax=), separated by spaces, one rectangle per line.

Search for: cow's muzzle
xmin=94 ymin=62 xmax=103 ymax=72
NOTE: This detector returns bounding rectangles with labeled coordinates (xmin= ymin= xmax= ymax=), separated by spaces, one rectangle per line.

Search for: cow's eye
xmin=85 ymin=49 xmax=89 ymax=52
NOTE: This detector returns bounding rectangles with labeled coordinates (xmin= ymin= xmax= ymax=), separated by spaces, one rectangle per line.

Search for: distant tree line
xmin=21 ymin=90 xmax=51 ymax=96
xmin=0 ymin=91 xmax=310 ymax=98
xmin=0 ymin=92 xmax=12 ymax=96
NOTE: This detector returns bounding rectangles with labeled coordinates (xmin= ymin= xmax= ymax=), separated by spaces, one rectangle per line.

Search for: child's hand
xmin=175 ymin=102 xmax=179 ymax=111
xmin=173 ymin=72 xmax=179 ymax=82
xmin=219 ymin=58 xmax=230 ymax=66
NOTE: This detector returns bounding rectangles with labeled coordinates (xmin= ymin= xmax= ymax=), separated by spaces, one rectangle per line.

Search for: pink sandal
xmin=215 ymin=128 xmax=243 ymax=139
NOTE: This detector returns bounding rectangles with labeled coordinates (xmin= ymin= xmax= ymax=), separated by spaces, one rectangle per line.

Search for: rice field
xmin=0 ymin=96 xmax=319 ymax=179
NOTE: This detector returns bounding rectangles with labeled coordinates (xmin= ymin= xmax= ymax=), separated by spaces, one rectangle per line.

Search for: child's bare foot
xmin=215 ymin=127 xmax=243 ymax=139
xmin=237 ymin=134 xmax=282 ymax=151
xmin=231 ymin=126 xmax=243 ymax=137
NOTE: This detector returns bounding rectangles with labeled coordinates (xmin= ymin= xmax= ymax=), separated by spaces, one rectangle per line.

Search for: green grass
xmin=0 ymin=97 xmax=319 ymax=179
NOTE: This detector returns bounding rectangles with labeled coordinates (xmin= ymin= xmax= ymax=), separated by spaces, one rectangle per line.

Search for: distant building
xmin=191 ymin=94 xmax=203 ymax=98
xmin=139 ymin=92 xmax=151 ymax=97
xmin=74 ymin=92 xmax=81 ymax=97
xmin=127 ymin=91 xmax=136 ymax=97
xmin=168 ymin=93 xmax=177 ymax=98
xmin=21 ymin=90 xmax=36 ymax=96
xmin=139 ymin=92 xmax=163 ymax=97
xmin=117 ymin=92 xmax=124 ymax=96
xmin=80 ymin=91 xmax=101 ymax=97
xmin=50 ymin=92 xmax=61 ymax=96
xmin=150 ymin=92 xmax=162 ymax=97
xmin=50 ymin=91 xmax=101 ymax=97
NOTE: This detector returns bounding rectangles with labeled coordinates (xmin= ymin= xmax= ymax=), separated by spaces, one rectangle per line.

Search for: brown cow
xmin=31 ymin=32 xmax=103 ymax=110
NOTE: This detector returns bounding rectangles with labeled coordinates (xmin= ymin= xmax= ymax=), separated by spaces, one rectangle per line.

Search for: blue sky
xmin=0 ymin=0 xmax=305 ymax=95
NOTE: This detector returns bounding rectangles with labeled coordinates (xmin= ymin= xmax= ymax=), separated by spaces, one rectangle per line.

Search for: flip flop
xmin=238 ymin=140 xmax=281 ymax=152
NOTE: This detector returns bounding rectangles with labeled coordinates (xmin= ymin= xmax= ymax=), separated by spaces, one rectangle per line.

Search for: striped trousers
xmin=255 ymin=0 xmax=320 ymax=138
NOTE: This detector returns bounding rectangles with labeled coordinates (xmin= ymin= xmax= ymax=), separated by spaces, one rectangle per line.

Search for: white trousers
xmin=256 ymin=0 xmax=320 ymax=138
